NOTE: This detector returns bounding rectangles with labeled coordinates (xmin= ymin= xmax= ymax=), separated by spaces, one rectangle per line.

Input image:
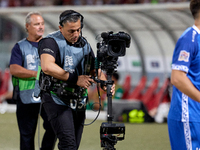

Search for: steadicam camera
xmin=96 ymin=31 xmax=131 ymax=150
xmin=97 ymin=31 xmax=131 ymax=57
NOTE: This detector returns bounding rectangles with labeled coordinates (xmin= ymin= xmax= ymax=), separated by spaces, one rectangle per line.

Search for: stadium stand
xmin=127 ymin=75 xmax=147 ymax=100
xmin=152 ymin=78 xmax=170 ymax=110
xmin=121 ymin=74 xmax=131 ymax=99
xmin=140 ymin=77 xmax=159 ymax=112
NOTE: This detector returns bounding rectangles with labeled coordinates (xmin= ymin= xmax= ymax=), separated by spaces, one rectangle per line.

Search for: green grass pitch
xmin=0 ymin=113 xmax=170 ymax=150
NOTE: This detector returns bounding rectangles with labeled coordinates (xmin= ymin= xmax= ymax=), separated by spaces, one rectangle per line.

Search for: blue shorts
xmin=168 ymin=118 xmax=200 ymax=150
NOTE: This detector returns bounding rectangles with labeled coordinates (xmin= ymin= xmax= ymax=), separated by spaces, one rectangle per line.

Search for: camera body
xmin=96 ymin=31 xmax=131 ymax=72
xmin=97 ymin=31 xmax=131 ymax=61
xmin=100 ymin=122 xmax=125 ymax=148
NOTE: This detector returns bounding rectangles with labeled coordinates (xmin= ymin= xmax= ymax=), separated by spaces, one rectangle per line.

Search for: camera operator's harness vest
xmin=40 ymin=31 xmax=91 ymax=109
xmin=12 ymin=39 xmax=41 ymax=104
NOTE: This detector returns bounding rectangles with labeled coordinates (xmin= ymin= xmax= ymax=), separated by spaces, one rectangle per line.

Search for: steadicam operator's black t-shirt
xmin=38 ymin=38 xmax=62 ymax=67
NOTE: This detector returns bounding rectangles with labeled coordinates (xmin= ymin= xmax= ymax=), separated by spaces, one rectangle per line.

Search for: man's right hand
xmin=76 ymin=75 xmax=95 ymax=89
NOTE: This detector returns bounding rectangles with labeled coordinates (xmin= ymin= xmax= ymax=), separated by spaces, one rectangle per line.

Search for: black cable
xmin=38 ymin=101 xmax=43 ymax=150
xmin=84 ymin=66 xmax=103 ymax=126
xmin=84 ymin=83 xmax=102 ymax=126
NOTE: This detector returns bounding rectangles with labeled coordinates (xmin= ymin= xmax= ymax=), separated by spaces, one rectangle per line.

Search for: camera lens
xmin=108 ymin=40 xmax=126 ymax=57
xmin=112 ymin=43 xmax=121 ymax=54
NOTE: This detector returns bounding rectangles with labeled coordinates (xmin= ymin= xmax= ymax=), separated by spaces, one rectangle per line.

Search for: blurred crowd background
xmin=0 ymin=0 xmax=190 ymax=7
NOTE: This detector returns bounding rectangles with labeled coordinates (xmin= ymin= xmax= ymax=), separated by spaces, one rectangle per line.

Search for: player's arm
xmin=171 ymin=69 xmax=200 ymax=102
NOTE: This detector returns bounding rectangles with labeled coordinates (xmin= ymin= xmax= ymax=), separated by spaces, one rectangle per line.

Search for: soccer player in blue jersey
xmin=168 ymin=0 xmax=200 ymax=149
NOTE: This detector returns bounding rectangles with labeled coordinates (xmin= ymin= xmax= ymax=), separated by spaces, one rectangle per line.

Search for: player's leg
xmin=168 ymin=118 xmax=188 ymax=150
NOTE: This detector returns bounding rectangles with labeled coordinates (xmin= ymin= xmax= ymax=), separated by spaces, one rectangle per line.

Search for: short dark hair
xmin=190 ymin=0 xmax=200 ymax=19
xmin=59 ymin=10 xmax=83 ymax=27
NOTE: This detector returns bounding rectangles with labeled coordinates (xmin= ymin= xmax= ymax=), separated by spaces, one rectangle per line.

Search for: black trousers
xmin=16 ymin=99 xmax=56 ymax=150
xmin=42 ymin=92 xmax=85 ymax=150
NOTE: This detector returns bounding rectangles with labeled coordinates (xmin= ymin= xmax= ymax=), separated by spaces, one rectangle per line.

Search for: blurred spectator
xmin=93 ymin=0 xmax=104 ymax=5
xmin=87 ymin=85 xmax=107 ymax=110
xmin=0 ymin=68 xmax=13 ymax=114
xmin=120 ymin=0 xmax=150 ymax=4
xmin=0 ymin=73 xmax=13 ymax=103
xmin=112 ymin=72 xmax=124 ymax=100
xmin=53 ymin=0 xmax=73 ymax=5
xmin=121 ymin=0 xmax=139 ymax=4
xmin=151 ymin=0 xmax=158 ymax=4
xmin=8 ymin=0 xmax=21 ymax=7
xmin=87 ymin=72 xmax=124 ymax=110
xmin=21 ymin=0 xmax=35 ymax=6
xmin=103 ymin=0 xmax=114 ymax=4
xmin=77 ymin=0 xmax=99 ymax=5
xmin=0 ymin=0 xmax=9 ymax=7
xmin=79 ymin=0 xmax=88 ymax=5
xmin=35 ymin=0 xmax=53 ymax=6
xmin=171 ymin=0 xmax=188 ymax=2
